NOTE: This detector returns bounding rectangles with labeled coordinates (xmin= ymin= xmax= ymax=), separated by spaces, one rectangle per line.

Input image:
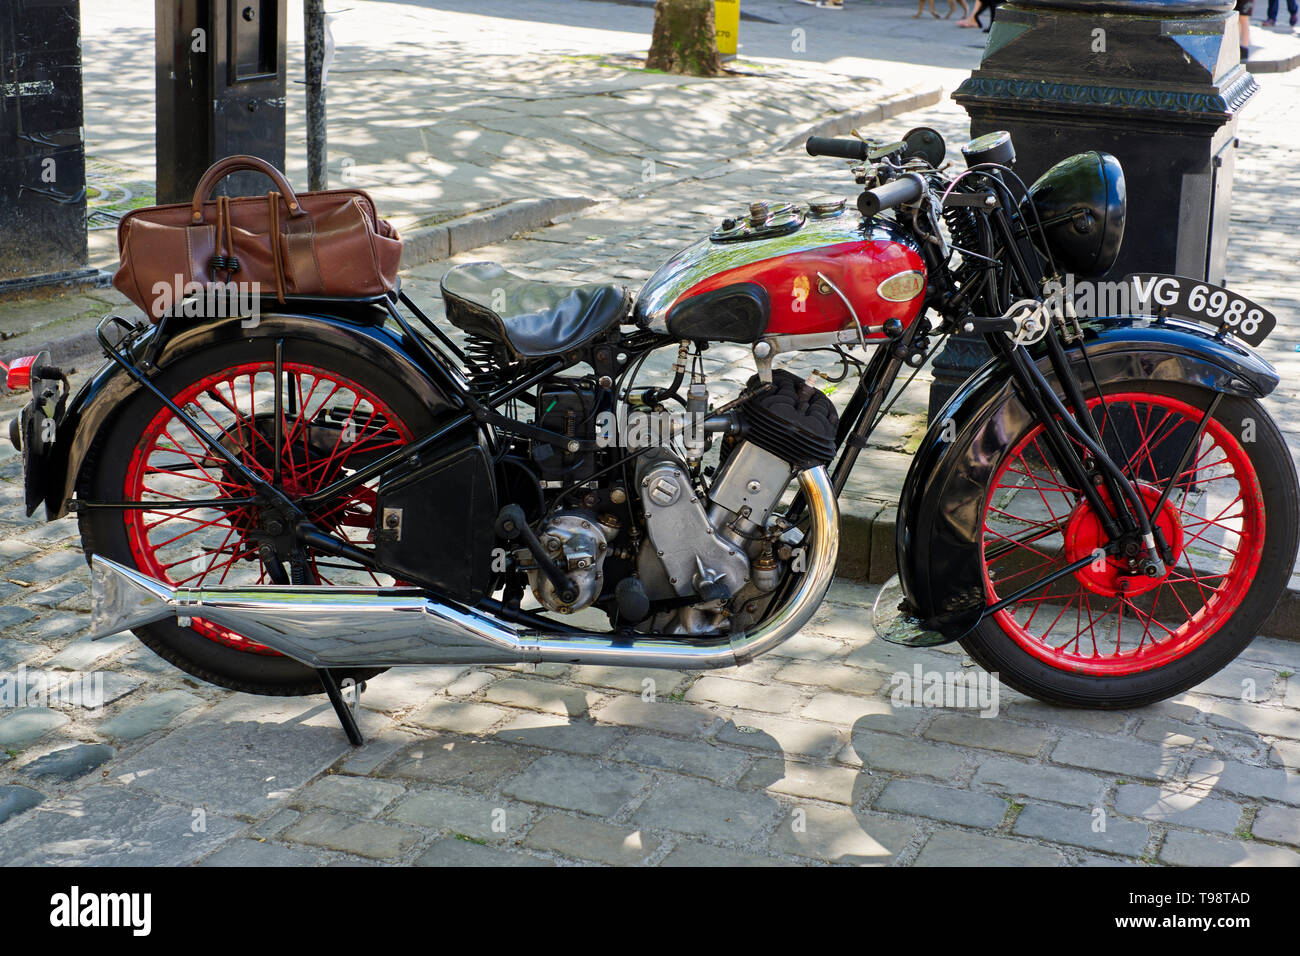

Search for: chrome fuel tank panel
xmin=633 ymin=210 xmax=913 ymax=335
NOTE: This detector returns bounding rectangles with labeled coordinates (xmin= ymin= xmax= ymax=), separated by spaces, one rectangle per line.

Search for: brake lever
xmin=867 ymin=140 xmax=907 ymax=162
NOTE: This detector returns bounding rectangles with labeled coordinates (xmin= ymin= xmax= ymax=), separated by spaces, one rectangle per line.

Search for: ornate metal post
xmin=930 ymin=0 xmax=1255 ymax=416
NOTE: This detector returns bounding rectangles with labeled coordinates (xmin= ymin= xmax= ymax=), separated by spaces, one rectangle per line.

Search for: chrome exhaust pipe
xmin=90 ymin=467 xmax=839 ymax=670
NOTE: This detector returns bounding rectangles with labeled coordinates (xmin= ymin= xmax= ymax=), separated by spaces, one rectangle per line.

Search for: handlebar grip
xmin=857 ymin=176 xmax=925 ymax=217
xmin=805 ymin=136 xmax=869 ymax=160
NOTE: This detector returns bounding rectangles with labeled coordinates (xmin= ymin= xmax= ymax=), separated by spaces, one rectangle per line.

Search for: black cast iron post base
xmin=931 ymin=0 xmax=1255 ymax=416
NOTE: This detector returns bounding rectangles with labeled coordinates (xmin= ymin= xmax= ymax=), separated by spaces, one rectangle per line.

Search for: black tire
xmin=78 ymin=328 xmax=440 ymax=696
xmin=960 ymin=379 xmax=1299 ymax=709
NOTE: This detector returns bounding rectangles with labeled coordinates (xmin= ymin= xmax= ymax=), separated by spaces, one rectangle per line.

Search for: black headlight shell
xmin=1023 ymin=151 xmax=1126 ymax=278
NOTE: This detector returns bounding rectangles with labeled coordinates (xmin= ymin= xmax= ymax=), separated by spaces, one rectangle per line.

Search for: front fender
xmin=895 ymin=315 xmax=1279 ymax=642
xmin=42 ymin=309 xmax=459 ymax=520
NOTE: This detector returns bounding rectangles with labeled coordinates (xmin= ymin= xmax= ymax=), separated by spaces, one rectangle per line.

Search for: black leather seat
xmin=440 ymin=262 xmax=630 ymax=360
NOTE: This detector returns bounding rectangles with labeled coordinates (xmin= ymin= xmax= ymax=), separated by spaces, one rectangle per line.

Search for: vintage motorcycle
xmin=7 ymin=128 xmax=1296 ymax=743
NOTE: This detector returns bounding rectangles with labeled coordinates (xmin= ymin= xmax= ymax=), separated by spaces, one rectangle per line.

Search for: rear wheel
xmin=79 ymin=332 xmax=438 ymax=695
xmin=961 ymin=379 xmax=1298 ymax=708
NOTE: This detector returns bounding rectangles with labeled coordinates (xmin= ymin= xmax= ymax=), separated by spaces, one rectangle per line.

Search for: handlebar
xmin=805 ymin=137 xmax=928 ymax=216
xmin=857 ymin=175 xmax=925 ymax=217
xmin=805 ymin=136 xmax=869 ymax=160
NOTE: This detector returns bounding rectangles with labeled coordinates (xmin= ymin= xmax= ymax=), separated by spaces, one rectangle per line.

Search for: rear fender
xmin=42 ymin=310 xmax=461 ymax=520
xmin=895 ymin=315 xmax=1279 ymax=642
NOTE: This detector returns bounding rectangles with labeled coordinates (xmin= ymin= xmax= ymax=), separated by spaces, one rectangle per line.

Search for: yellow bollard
xmin=714 ymin=0 xmax=739 ymax=58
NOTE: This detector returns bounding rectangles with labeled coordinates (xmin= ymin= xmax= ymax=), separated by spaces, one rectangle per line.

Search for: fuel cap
xmin=808 ymin=196 xmax=846 ymax=218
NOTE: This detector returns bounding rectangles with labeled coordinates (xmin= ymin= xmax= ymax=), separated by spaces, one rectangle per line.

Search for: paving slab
xmin=283 ymin=810 xmax=422 ymax=861
xmin=501 ymin=753 xmax=649 ymax=816
xmin=767 ymin=806 xmax=915 ymax=865
xmin=1159 ymin=829 xmax=1300 ymax=866
xmin=617 ymin=734 xmax=752 ymax=784
xmin=377 ymin=736 xmax=537 ymax=790
xmin=111 ymin=696 xmax=368 ymax=816
xmin=524 ymin=813 xmax=661 ymax=865
xmin=0 ymin=786 xmax=243 ymax=866
xmin=415 ymin=838 xmax=554 ymax=867
xmin=386 ymin=787 xmax=533 ymax=841
xmin=95 ymin=691 xmax=204 ymax=741
xmin=19 ymin=744 xmax=115 ymax=782
xmin=1113 ymin=783 xmax=1245 ymax=835
xmin=0 ymin=784 xmax=44 ymax=825
xmin=913 ymin=828 xmax=1067 ymax=867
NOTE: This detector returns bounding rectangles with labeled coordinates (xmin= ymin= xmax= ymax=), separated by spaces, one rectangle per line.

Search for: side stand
xmin=318 ymin=669 xmax=364 ymax=746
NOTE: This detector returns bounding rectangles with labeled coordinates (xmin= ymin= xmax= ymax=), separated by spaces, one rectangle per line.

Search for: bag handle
xmin=191 ymin=154 xmax=304 ymax=223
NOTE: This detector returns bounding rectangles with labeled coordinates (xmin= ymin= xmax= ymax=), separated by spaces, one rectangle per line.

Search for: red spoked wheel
xmin=78 ymin=331 xmax=440 ymax=695
xmin=962 ymin=380 xmax=1296 ymax=708
xmin=122 ymin=361 xmax=415 ymax=653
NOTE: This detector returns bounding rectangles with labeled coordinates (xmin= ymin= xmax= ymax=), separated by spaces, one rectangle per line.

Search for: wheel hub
xmin=1064 ymin=482 xmax=1184 ymax=597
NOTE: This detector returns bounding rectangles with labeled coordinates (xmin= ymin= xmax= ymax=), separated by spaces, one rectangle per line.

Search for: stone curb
xmin=838 ymin=508 xmax=1300 ymax=643
xmin=777 ymin=86 xmax=946 ymax=150
xmin=0 ymin=197 xmax=598 ymax=366
xmin=1 ymin=327 xmax=107 ymax=371
xmin=1247 ymin=51 xmax=1300 ymax=73
xmin=398 ymin=196 xmax=599 ymax=269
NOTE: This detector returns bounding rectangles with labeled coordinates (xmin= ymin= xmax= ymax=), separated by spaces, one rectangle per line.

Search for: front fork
xmin=990 ymin=331 xmax=1168 ymax=579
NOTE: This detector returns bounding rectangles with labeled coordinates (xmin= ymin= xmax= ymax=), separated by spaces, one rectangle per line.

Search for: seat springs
xmin=464 ymin=333 xmax=518 ymax=396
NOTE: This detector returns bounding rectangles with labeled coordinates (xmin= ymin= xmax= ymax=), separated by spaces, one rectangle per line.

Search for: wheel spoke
xmin=122 ymin=360 xmax=416 ymax=654
xmin=982 ymin=390 xmax=1263 ymax=676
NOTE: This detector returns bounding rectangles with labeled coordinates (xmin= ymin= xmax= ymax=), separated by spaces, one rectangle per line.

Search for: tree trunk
xmin=645 ymin=0 xmax=724 ymax=77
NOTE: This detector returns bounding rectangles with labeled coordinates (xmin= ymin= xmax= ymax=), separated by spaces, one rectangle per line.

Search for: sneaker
xmin=817 ymin=1 xmax=845 ymax=8
xmin=1291 ymin=12 xmax=1297 ymax=24
xmin=1262 ymin=18 xmax=1276 ymax=24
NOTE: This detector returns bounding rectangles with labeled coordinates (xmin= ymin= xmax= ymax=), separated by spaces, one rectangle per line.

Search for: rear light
xmin=5 ymin=355 xmax=39 ymax=391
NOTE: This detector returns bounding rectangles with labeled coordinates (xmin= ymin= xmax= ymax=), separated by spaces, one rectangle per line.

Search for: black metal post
xmin=931 ymin=0 xmax=1254 ymax=416
xmin=156 ymin=0 xmax=288 ymax=205
xmin=304 ymin=0 xmax=327 ymax=190
xmin=0 ymin=0 xmax=96 ymax=296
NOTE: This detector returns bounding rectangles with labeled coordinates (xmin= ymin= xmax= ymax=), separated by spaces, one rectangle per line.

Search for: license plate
xmin=1126 ymin=274 xmax=1276 ymax=347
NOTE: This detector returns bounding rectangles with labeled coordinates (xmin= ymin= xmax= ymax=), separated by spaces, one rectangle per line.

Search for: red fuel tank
xmin=634 ymin=199 xmax=927 ymax=343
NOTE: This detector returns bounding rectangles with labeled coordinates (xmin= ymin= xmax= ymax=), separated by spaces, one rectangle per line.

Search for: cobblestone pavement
xmin=3 ymin=8 xmax=1300 ymax=868
xmin=3 ymin=86 xmax=1300 ymax=864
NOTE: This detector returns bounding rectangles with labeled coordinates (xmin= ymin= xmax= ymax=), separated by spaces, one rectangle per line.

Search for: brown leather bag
xmin=113 ymin=155 xmax=402 ymax=319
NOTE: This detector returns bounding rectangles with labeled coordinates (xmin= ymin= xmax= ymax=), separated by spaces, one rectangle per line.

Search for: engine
xmin=634 ymin=369 xmax=838 ymax=634
xmin=514 ymin=367 xmax=836 ymax=631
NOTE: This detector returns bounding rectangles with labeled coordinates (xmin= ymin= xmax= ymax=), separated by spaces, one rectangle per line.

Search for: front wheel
xmin=961 ymin=379 xmax=1298 ymax=709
